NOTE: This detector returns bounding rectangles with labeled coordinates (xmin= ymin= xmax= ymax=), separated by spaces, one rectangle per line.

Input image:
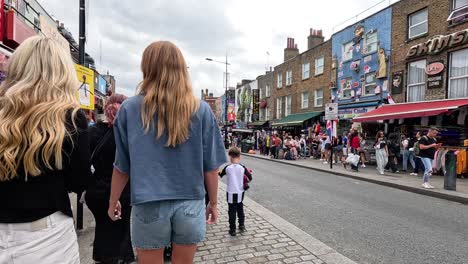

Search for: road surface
xmin=236 ymin=156 xmax=468 ymax=264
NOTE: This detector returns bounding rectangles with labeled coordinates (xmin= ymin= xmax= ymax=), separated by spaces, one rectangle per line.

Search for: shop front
xmin=272 ymin=111 xmax=322 ymax=136
xmin=337 ymin=101 xmax=381 ymax=135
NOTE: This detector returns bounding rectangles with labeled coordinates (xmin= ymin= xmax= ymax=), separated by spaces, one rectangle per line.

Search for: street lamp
xmin=206 ymin=56 xmax=230 ymax=148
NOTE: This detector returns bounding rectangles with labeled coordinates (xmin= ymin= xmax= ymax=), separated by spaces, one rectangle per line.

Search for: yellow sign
xmin=75 ymin=64 xmax=95 ymax=110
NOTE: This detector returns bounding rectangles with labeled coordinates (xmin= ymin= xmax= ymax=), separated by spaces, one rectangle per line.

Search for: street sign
xmin=325 ymin=103 xmax=338 ymax=120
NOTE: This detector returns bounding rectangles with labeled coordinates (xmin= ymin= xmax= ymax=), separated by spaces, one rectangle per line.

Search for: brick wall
xmin=272 ymin=40 xmax=332 ymax=119
xmin=390 ymin=0 xmax=468 ymax=102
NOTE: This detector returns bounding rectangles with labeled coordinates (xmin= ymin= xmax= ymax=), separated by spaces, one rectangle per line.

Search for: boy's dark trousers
xmin=228 ymin=202 xmax=245 ymax=231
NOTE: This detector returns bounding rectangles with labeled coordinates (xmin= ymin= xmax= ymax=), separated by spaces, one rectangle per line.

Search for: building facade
xmin=257 ymin=70 xmax=274 ymax=123
xmin=331 ymin=7 xmax=393 ymax=122
xmin=390 ymin=0 xmax=468 ymax=103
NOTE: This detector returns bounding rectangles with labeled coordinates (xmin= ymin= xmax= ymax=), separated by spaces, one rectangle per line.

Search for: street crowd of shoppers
xmin=0 ymin=37 xmax=226 ymax=264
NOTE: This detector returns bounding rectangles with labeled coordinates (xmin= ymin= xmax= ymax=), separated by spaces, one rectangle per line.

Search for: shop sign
xmin=425 ymin=62 xmax=445 ymax=75
xmin=391 ymin=71 xmax=403 ymax=94
xmin=325 ymin=103 xmax=338 ymax=120
xmin=75 ymin=64 xmax=95 ymax=110
xmin=252 ymin=89 xmax=259 ymax=121
xmin=406 ymin=29 xmax=468 ymax=59
xmin=427 ymin=75 xmax=443 ymax=89
xmin=338 ymin=106 xmax=375 ymax=119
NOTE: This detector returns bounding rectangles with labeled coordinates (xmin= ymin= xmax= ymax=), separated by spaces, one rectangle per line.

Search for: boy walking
xmin=219 ymin=147 xmax=252 ymax=236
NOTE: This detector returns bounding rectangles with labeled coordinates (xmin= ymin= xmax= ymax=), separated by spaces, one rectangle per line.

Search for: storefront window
xmin=449 ymin=48 xmax=468 ymax=99
xmin=364 ymin=72 xmax=377 ymax=96
xmin=302 ymin=63 xmax=310 ymax=80
xmin=364 ymin=31 xmax=378 ymax=54
xmin=454 ymin=0 xmax=468 ymax=9
xmin=407 ymin=60 xmax=426 ymax=102
xmin=408 ymin=9 xmax=428 ymax=39
xmin=342 ymin=42 xmax=353 ymax=61
xmin=315 ymin=89 xmax=323 ymax=107
xmin=276 ymin=97 xmax=282 ymax=118
xmin=285 ymin=95 xmax=291 ymax=116
xmin=301 ymin=92 xmax=309 ymax=109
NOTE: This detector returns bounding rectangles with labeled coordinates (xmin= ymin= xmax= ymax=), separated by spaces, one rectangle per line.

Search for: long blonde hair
xmin=137 ymin=41 xmax=199 ymax=147
xmin=0 ymin=36 xmax=80 ymax=181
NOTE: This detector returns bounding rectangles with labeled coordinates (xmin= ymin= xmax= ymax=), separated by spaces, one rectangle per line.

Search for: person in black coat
xmin=85 ymin=94 xmax=134 ymax=264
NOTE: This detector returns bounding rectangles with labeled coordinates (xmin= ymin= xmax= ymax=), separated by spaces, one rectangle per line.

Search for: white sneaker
xmin=427 ymin=183 xmax=435 ymax=189
xmin=323 ymin=161 xmax=328 ymax=164
xmin=361 ymin=164 xmax=366 ymax=168
xmin=379 ymin=171 xmax=385 ymax=175
xmin=410 ymin=173 xmax=417 ymax=176
xmin=320 ymin=159 xmax=324 ymax=161
xmin=422 ymin=183 xmax=434 ymax=189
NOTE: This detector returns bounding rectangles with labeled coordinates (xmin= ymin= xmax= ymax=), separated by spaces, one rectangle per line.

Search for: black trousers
xmin=228 ymin=203 xmax=245 ymax=231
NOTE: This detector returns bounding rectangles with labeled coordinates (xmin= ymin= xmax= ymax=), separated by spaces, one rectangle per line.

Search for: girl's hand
xmin=108 ymin=200 xmax=122 ymax=221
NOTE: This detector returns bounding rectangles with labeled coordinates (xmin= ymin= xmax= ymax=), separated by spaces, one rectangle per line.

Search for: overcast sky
xmin=39 ymin=0 xmax=398 ymax=97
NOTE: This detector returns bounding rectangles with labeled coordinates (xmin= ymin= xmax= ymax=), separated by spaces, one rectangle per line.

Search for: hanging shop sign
xmin=227 ymin=99 xmax=236 ymax=121
xmin=391 ymin=71 xmax=403 ymax=94
xmin=252 ymin=89 xmax=259 ymax=121
xmin=406 ymin=29 xmax=468 ymax=59
xmin=75 ymin=64 xmax=95 ymax=110
xmin=425 ymin=61 xmax=445 ymax=75
xmin=427 ymin=75 xmax=443 ymax=89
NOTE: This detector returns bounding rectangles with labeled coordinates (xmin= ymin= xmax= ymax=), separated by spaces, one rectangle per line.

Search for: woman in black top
xmin=85 ymin=94 xmax=134 ymax=264
xmin=0 ymin=37 xmax=91 ymax=263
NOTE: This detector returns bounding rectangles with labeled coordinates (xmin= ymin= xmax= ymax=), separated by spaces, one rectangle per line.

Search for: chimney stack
xmin=308 ymin=28 xmax=324 ymax=50
xmin=284 ymin=37 xmax=299 ymax=62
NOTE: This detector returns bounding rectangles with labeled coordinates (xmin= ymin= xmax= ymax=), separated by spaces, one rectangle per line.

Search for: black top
xmin=86 ymin=122 xmax=130 ymax=203
xmin=419 ymin=136 xmax=437 ymax=159
xmin=0 ymin=110 xmax=91 ymax=223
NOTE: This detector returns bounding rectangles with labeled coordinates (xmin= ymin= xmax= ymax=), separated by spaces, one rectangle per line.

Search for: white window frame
xmin=301 ymin=92 xmax=309 ymax=109
xmin=315 ymin=56 xmax=324 ymax=75
xmin=259 ymin=88 xmax=263 ymax=99
xmin=448 ymin=48 xmax=468 ymax=99
xmin=408 ymin=9 xmax=428 ymax=39
xmin=286 ymin=70 xmax=293 ymax=86
xmin=407 ymin=59 xmax=427 ymax=102
xmin=266 ymin=108 xmax=271 ymax=121
xmin=302 ymin=62 xmax=310 ymax=80
xmin=363 ymin=72 xmax=377 ymax=96
xmin=363 ymin=31 xmax=378 ymax=54
xmin=276 ymin=97 xmax=282 ymax=118
xmin=277 ymin=74 xmax=283 ymax=88
xmin=340 ymin=78 xmax=353 ymax=99
xmin=314 ymin=89 xmax=323 ymax=107
xmin=454 ymin=0 xmax=468 ymax=9
xmin=342 ymin=41 xmax=353 ymax=62
xmin=266 ymin=85 xmax=271 ymax=97
xmin=285 ymin=95 xmax=291 ymax=116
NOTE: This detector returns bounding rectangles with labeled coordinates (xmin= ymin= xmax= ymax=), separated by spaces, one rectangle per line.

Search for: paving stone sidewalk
xmin=75 ymin=183 xmax=357 ymax=264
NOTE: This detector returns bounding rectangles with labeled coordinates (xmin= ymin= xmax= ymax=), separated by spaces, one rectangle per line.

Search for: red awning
xmin=353 ymin=99 xmax=468 ymax=123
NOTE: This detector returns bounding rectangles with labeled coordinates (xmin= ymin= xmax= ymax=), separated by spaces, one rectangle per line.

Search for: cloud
xmin=39 ymin=0 xmax=398 ymax=97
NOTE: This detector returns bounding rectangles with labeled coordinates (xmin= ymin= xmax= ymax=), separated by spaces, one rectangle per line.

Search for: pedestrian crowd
xmin=0 ymin=37 xmax=232 ymax=264
xmin=251 ymin=122 xmax=441 ymax=189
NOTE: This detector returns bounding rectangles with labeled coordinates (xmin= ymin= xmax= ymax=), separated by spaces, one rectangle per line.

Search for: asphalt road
xmin=238 ymin=156 xmax=468 ymax=264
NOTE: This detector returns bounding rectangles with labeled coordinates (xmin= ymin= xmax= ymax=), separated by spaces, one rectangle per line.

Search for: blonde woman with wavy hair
xmin=0 ymin=36 xmax=91 ymax=264
xmin=108 ymin=41 xmax=226 ymax=264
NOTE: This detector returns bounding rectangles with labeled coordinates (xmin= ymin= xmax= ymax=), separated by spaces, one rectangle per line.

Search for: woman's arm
xmin=205 ymin=169 xmax=218 ymax=224
xmin=108 ymin=168 xmax=129 ymax=220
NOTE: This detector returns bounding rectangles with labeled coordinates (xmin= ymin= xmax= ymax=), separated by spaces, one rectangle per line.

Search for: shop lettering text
xmin=406 ymin=29 xmax=468 ymax=59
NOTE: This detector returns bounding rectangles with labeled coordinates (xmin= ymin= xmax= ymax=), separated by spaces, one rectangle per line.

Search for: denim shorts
xmin=131 ymin=199 xmax=206 ymax=249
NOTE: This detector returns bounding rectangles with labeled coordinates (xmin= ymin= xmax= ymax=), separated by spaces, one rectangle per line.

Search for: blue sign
xmin=97 ymin=75 xmax=107 ymax=94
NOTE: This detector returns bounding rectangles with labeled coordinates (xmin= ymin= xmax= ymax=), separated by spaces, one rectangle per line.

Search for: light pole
xmin=206 ymin=56 xmax=230 ymax=148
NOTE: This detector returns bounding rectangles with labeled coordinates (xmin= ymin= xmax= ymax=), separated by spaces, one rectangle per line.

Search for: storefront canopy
xmin=273 ymin=111 xmax=322 ymax=127
xmin=247 ymin=121 xmax=269 ymax=129
xmin=353 ymin=99 xmax=468 ymax=123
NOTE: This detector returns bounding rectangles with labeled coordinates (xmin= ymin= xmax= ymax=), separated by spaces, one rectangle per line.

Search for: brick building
xmin=257 ymin=70 xmax=274 ymax=123
xmin=389 ymin=0 xmax=468 ymax=103
xmin=271 ymin=30 xmax=332 ymax=132
xmin=201 ymin=89 xmax=220 ymax=121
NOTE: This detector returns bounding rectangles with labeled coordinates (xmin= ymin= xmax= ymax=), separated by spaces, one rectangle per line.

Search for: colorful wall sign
xmin=391 ymin=71 xmax=403 ymax=94
xmin=425 ymin=62 xmax=445 ymax=75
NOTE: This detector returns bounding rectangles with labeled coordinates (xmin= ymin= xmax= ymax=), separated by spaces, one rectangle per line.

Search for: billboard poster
xmin=227 ymin=99 xmax=236 ymax=121
xmin=97 ymin=75 xmax=107 ymax=94
xmin=252 ymin=89 xmax=259 ymax=121
xmin=75 ymin=64 xmax=95 ymax=110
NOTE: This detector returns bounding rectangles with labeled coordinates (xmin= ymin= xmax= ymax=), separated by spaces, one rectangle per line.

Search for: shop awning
xmin=247 ymin=121 xmax=269 ymax=129
xmin=273 ymin=111 xmax=322 ymax=127
xmin=232 ymin=128 xmax=253 ymax=133
xmin=353 ymin=99 xmax=468 ymax=123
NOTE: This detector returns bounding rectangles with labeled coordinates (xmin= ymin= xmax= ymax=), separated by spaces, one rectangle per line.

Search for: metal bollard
xmin=444 ymin=150 xmax=457 ymax=191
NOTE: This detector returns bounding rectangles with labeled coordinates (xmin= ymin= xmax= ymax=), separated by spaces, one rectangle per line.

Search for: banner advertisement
xmin=252 ymin=89 xmax=259 ymax=121
xmin=97 ymin=75 xmax=107 ymax=94
xmin=75 ymin=64 xmax=95 ymax=110
xmin=227 ymin=99 xmax=236 ymax=121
